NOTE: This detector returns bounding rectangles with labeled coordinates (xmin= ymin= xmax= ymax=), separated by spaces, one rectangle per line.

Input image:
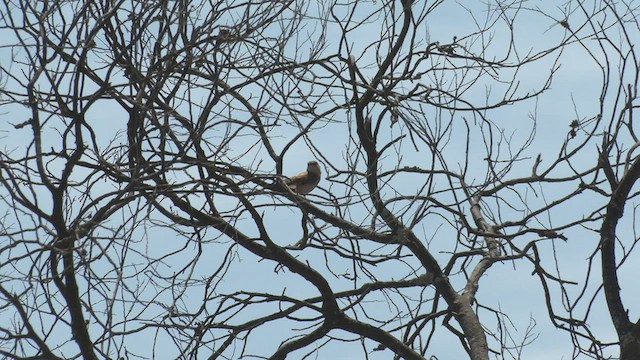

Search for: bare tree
xmin=531 ymin=1 xmax=640 ymax=359
xmin=0 ymin=0 xmax=638 ymax=359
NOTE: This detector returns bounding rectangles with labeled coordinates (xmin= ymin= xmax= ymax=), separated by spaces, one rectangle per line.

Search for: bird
xmin=285 ymin=161 xmax=321 ymax=194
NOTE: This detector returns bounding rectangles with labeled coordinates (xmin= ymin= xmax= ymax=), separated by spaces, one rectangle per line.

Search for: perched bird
xmin=286 ymin=161 xmax=321 ymax=194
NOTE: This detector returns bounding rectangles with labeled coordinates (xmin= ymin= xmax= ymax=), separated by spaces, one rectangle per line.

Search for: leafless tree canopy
xmin=1 ymin=0 xmax=639 ymax=359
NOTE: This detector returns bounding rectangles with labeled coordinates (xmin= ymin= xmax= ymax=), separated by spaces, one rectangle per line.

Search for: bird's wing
xmin=286 ymin=171 xmax=306 ymax=185
xmin=286 ymin=171 xmax=320 ymax=194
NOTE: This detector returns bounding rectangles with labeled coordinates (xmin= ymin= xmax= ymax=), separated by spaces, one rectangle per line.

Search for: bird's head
xmin=307 ymin=161 xmax=321 ymax=175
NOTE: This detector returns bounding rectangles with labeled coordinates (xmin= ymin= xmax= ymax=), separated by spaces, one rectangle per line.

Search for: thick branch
xmin=600 ymin=155 xmax=640 ymax=335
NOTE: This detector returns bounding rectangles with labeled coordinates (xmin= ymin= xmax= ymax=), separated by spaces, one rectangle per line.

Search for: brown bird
xmin=286 ymin=161 xmax=321 ymax=194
